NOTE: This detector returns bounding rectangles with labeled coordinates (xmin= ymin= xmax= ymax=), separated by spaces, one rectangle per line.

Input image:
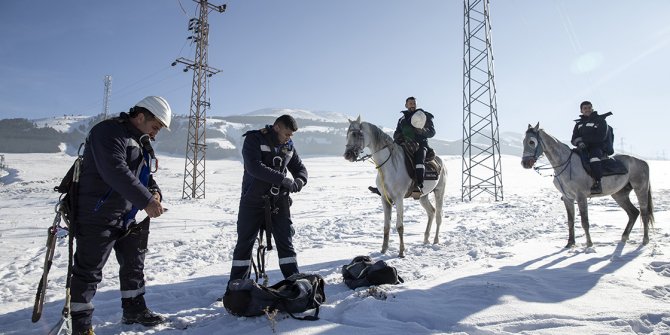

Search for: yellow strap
xmin=368 ymin=158 xmax=393 ymax=205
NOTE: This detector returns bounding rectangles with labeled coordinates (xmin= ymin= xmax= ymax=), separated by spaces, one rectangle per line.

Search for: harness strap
xmin=262 ymin=195 xmax=274 ymax=251
xmin=254 ymin=236 xmax=269 ymax=286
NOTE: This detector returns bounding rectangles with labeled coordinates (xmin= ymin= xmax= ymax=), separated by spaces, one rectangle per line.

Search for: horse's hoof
xmin=381 ymin=248 xmax=387 ymax=254
xmin=586 ymin=242 xmax=593 ymax=248
xmin=564 ymin=243 xmax=576 ymax=248
xmin=643 ymin=238 xmax=649 ymax=245
xmin=423 ymin=239 xmax=430 ymax=244
xmin=398 ymin=253 xmax=405 ymax=258
xmin=433 ymin=239 xmax=439 ymax=245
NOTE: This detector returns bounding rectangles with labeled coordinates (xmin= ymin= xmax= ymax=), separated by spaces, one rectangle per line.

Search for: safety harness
xmin=252 ymin=128 xmax=291 ymax=285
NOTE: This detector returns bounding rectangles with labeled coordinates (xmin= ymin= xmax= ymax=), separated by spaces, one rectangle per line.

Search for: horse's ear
xmin=534 ymin=122 xmax=540 ymax=131
xmin=527 ymin=124 xmax=532 ymax=129
xmin=356 ymin=115 xmax=361 ymax=123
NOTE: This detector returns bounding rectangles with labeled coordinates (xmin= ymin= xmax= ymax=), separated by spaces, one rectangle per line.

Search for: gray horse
xmin=344 ymin=116 xmax=447 ymax=257
xmin=521 ymin=123 xmax=654 ymax=247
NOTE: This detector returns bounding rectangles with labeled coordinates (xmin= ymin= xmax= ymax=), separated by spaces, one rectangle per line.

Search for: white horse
xmin=344 ymin=116 xmax=447 ymax=257
xmin=521 ymin=123 xmax=654 ymax=247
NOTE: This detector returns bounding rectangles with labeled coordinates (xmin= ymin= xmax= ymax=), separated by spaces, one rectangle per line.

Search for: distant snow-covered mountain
xmin=0 ymin=109 xmax=525 ymax=158
xmin=245 ymin=108 xmax=351 ymax=123
xmin=33 ymin=115 xmax=90 ymax=133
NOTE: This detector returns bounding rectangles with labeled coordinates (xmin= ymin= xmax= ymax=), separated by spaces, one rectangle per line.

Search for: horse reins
xmin=529 ymin=131 xmax=573 ymax=179
xmin=348 ymin=127 xmax=395 ymax=204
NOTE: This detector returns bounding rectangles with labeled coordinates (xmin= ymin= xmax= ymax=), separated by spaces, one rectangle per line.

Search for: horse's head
xmin=521 ymin=122 xmax=544 ymax=169
xmin=344 ymin=116 xmax=365 ymax=162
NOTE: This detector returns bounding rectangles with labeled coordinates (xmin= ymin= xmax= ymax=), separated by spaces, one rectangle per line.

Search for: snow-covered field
xmin=1 ymin=153 xmax=669 ymax=334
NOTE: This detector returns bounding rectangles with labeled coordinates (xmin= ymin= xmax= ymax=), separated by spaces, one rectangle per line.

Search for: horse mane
xmin=361 ymin=121 xmax=394 ymax=147
xmin=538 ymin=128 xmax=572 ymax=152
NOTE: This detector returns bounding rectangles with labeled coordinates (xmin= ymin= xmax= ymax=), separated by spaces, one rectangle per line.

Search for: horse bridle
xmin=522 ymin=129 xmax=544 ymax=162
xmin=525 ymin=129 xmax=573 ymax=178
xmin=345 ymin=127 xmax=365 ymax=159
xmin=346 ymin=126 xmax=393 ymax=168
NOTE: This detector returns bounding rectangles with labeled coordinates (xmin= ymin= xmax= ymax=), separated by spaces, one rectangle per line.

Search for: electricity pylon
xmin=102 ymin=75 xmax=112 ymax=119
xmin=173 ymin=0 xmax=225 ymax=199
xmin=462 ymin=0 xmax=503 ymax=201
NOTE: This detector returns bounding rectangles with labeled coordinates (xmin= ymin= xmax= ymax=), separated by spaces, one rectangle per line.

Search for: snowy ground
xmin=0 ymin=153 xmax=669 ymax=334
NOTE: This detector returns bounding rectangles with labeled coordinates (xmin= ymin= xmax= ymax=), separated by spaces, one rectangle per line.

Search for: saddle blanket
xmin=574 ymin=149 xmax=628 ymax=177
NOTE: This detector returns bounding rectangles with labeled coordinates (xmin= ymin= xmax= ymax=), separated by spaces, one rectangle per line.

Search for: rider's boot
xmin=590 ymin=180 xmax=602 ymax=194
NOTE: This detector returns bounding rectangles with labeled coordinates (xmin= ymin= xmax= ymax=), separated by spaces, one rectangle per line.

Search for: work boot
xmin=121 ymin=295 xmax=165 ymax=327
xmin=590 ymin=180 xmax=602 ymax=194
xmin=71 ymin=310 xmax=94 ymax=335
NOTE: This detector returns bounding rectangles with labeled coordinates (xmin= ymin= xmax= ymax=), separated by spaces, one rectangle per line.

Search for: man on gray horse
xmin=571 ymin=100 xmax=611 ymax=194
xmin=393 ymin=96 xmax=435 ymax=190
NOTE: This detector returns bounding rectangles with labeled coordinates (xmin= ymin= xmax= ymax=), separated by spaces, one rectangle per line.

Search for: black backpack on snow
xmin=223 ymin=273 xmax=325 ymax=321
xmin=341 ymin=256 xmax=404 ymax=289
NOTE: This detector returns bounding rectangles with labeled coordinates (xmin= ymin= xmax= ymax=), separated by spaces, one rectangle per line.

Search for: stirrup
xmin=410 ymin=187 xmax=422 ymax=199
xmin=590 ymin=181 xmax=602 ymax=194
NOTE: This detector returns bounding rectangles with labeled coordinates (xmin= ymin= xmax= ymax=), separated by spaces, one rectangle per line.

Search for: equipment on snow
xmin=341 ymin=255 xmax=404 ymax=289
xmin=223 ymin=273 xmax=325 ymax=321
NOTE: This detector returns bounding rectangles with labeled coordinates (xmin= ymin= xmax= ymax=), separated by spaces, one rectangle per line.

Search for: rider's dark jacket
xmin=571 ymin=111 xmax=609 ymax=150
xmin=393 ymin=109 xmax=435 ymax=148
xmin=77 ymin=112 xmax=160 ymax=225
xmin=240 ymin=125 xmax=308 ymax=207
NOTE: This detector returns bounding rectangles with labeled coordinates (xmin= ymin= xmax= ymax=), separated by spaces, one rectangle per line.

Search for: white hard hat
xmin=135 ymin=96 xmax=172 ymax=130
xmin=410 ymin=110 xmax=427 ymax=129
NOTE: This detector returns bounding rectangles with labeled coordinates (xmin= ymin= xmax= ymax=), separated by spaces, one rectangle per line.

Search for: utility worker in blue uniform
xmin=70 ymin=96 xmax=170 ymax=335
xmin=227 ymin=114 xmax=308 ymax=282
xmin=571 ymin=100 xmax=610 ymax=194
xmin=393 ymin=96 xmax=435 ymax=189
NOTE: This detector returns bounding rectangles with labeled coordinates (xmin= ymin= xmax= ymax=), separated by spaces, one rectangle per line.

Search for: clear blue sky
xmin=1 ymin=0 xmax=669 ymax=158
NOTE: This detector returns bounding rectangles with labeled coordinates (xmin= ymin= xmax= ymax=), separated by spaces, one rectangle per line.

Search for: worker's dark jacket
xmin=571 ymin=111 xmax=609 ymax=149
xmin=77 ymin=113 xmax=160 ymax=226
xmin=240 ymin=125 xmax=308 ymax=207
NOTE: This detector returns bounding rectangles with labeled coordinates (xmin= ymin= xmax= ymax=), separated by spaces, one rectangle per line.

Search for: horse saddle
xmin=400 ymin=143 xmax=441 ymax=199
xmin=574 ymin=149 xmax=628 ymax=177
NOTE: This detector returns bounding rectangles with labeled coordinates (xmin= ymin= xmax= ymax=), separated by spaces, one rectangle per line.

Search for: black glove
xmin=289 ymin=178 xmax=305 ymax=193
xmin=280 ymin=177 xmax=293 ymax=189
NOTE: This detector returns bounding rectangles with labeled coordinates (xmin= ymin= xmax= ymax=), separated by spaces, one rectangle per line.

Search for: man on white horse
xmin=571 ymin=100 xmax=612 ymax=195
xmin=393 ymin=97 xmax=435 ymax=190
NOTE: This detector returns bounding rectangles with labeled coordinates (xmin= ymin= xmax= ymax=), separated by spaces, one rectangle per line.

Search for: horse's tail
xmin=647 ymin=186 xmax=655 ymax=228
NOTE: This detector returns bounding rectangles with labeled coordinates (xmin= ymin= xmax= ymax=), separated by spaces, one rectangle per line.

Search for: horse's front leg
xmin=576 ymin=198 xmax=593 ymax=247
xmin=396 ymin=197 xmax=405 ymax=258
xmin=381 ymin=198 xmax=392 ymax=254
xmin=562 ymin=196 xmax=576 ymax=248
xmin=418 ymin=196 xmax=435 ymax=244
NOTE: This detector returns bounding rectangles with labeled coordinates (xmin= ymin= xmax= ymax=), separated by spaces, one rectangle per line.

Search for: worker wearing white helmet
xmin=133 ymin=95 xmax=172 ymax=132
xmin=69 ymin=96 xmax=170 ymax=334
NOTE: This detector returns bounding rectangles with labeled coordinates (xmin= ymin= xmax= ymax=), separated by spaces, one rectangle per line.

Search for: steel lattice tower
xmin=173 ymin=0 xmax=225 ymax=199
xmin=102 ymin=75 xmax=112 ymax=119
xmin=462 ymin=0 xmax=503 ymax=201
